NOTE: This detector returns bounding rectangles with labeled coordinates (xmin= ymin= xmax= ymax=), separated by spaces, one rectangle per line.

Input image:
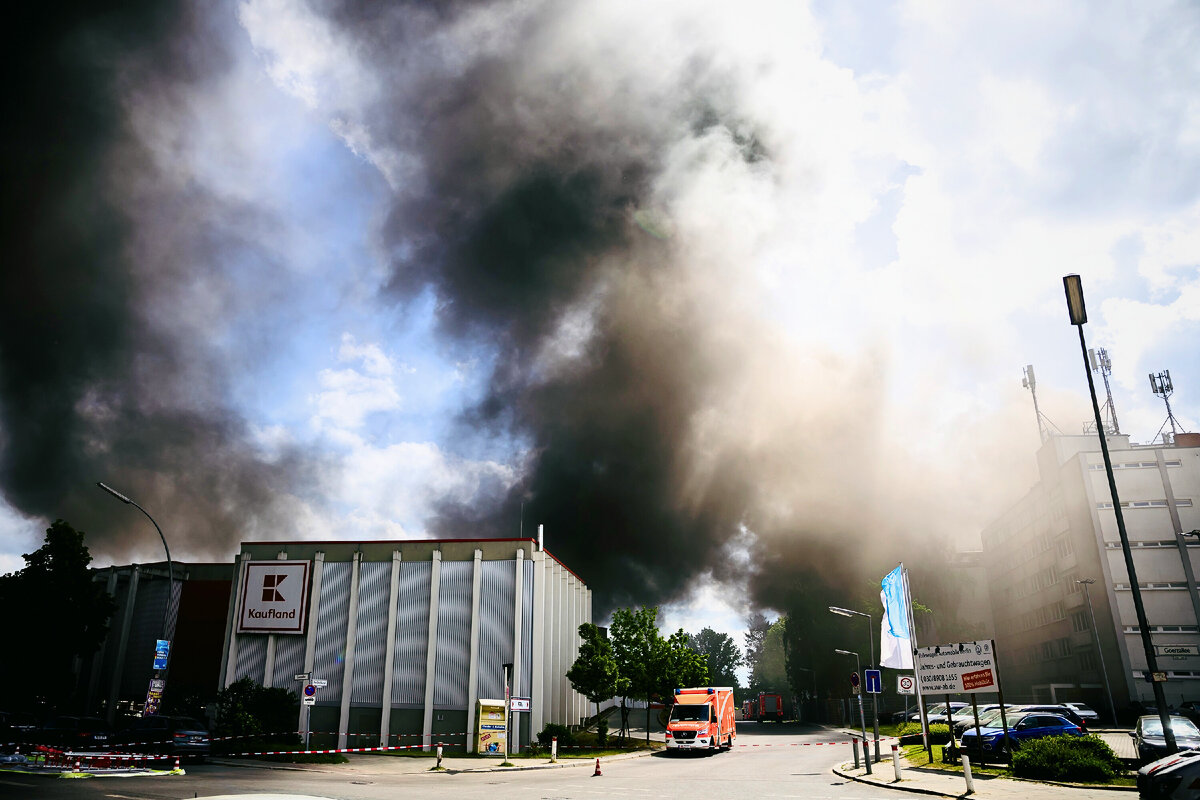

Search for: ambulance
xmin=665 ymin=687 xmax=736 ymax=753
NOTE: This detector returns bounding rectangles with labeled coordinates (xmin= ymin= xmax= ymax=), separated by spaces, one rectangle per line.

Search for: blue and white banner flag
xmin=880 ymin=565 xmax=912 ymax=669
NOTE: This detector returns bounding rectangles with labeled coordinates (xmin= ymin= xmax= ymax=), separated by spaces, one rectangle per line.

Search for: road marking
xmin=0 ymin=780 xmax=34 ymax=788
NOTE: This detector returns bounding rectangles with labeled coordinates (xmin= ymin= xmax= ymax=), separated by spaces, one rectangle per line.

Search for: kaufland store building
xmin=219 ymin=537 xmax=590 ymax=752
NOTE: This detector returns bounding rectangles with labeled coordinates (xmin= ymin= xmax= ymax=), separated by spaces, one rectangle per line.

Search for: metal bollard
xmin=892 ymin=743 xmax=902 ymax=782
xmin=437 ymin=743 xmax=443 ymax=768
xmin=551 ymin=736 xmax=558 ymax=763
xmin=851 ymin=737 xmax=860 ymax=769
xmin=962 ymin=753 xmax=975 ymax=794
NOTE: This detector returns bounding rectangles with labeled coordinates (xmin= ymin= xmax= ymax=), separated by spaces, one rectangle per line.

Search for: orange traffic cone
xmin=593 ymin=757 xmax=602 ymax=777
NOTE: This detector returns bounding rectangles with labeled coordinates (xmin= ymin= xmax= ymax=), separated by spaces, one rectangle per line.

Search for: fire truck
xmin=751 ymin=692 xmax=786 ymax=722
xmin=665 ymin=687 xmax=736 ymax=753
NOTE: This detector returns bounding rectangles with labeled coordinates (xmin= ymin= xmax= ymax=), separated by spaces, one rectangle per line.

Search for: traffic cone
xmin=593 ymin=757 xmax=602 ymax=777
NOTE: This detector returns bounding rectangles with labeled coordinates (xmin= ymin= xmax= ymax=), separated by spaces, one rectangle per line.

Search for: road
xmin=0 ymin=723 xmax=894 ymax=800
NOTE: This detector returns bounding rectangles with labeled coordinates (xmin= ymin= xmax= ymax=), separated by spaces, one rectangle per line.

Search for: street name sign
xmin=915 ymin=640 xmax=998 ymax=694
xmin=1155 ymin=644 xmax=1200 ymax=657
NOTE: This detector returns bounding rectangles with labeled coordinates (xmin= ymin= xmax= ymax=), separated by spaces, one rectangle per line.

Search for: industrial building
xmin=981 ymin=432 xmax=1200 ymax=713
xmin=218 ymin=536 xmax=590 ymax=752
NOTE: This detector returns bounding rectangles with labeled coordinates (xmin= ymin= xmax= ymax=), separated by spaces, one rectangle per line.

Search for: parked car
xmin=116 ymin=716 xmax=210 ymax=761
xmin=1178 ymin=702 xmax=1200 ymax=726
xmin=1016 ymin=704 xmax=1089 ymax=732
xmin=37 ymin=716 xmax=113 ymax=750
xmin=1063 ymin=702 xmax=1101 ymax=725
xmin=0 ymin=711 xmax=38 ymax=747
xmin=959 ymin=712 xmax=1083 ymax=757
xmin=1132 ymin=715 xmax=1200 ymax=765
xmin=898 ymin=702 xmax=967 ymax=724
xmin=1138 ymin=748 xmax=1200 ymax=799
xmin=952 ymin=705 xmax=1020 ymax=735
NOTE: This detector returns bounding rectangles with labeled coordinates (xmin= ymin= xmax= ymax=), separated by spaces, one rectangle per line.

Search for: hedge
xmin=1011 ymin=735 xmax=1125 ymax=783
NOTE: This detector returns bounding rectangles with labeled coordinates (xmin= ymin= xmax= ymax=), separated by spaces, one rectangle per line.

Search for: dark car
xmin=959 ymin=712 xmax=1083 ymax=757
xmin=0 ymin=711 xmax=38 ymax=747
xmin=1131 ymin=715 xmax=1200 ymax=765
xmin=1138 ymin=748 xmax=1200 ymax=799
xmin=1016 ymin=704 xmax=1089 ymax=732
xmin=38 ymin=716 xmax=113 ymax=751
xmin=116 ymin=716 xmax=210 ymax=761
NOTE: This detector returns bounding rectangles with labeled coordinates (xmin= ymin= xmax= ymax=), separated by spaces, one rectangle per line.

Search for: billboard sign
xmin=915 ymin=640 xmax=998 ymax=694
xmin=153 ymin=639 xmax=171 ymax=670
xmin=237 ymin=560 xmax=311 ymax=634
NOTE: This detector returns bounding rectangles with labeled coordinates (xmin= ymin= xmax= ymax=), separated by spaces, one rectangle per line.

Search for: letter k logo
xmin=262 ymin=573 xmax=287 ymax=602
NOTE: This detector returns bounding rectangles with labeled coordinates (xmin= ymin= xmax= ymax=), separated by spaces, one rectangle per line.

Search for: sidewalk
xmin=833 ymin=758 xmax=1135 ymax=797
xmin=211 ymin=747 xmax=656 ymax=776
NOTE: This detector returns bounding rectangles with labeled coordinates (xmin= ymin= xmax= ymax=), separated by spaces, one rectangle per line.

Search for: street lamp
xmin=1076 ymin=579 xmax=1118 ymax=727
xmin=834 ymin=648 xmax=871 ymax=774
xmin=830 ymin=605 xmax=880 ymax=762
xmin=97 ymin=482 xmax=174 ymax=651
xmin=1063 ymin=275 xmax=1176 ymax=753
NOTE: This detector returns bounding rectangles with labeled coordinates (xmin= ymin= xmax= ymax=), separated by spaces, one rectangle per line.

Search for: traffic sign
xmin=294 ymin=673 xmax=310 ymax=681
xmin=303 ymin=694 xmax=315 ymax=706
xmin=510 ymin=697 xmax=531 ymax=712
xmin=312 ymin=679 xmax=329 ymax=688
xmin=865 ymin=669 xmax=882 ymax=694
xmin=850 ymin=671 xmax=860 ymax=694
xmin=304 ymin=684 xmax=317 ymax=697
xmin=897 ymin=675 xmax=915 ymax=695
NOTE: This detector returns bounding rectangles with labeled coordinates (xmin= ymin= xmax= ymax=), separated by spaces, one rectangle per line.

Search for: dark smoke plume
xmin=0 ymin=2 xmax=320 ymax=562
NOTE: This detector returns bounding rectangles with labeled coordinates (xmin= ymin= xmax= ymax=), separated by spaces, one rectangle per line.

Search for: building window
xmin=1056 ymin=536 xmax=1075 ymax=558
xmin=1072 ymin=610 xmax=1091 ymax=632
xmin=1079 ymin=650 xmax=1099 ymax=671
xmin=1057 ymin=637 xmax=1073 ymax=657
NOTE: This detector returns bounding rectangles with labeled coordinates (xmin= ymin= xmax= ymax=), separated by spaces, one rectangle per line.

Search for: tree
xmin=213 ymin=677 xmax=299 ymax=740
xmin=743 ymin=611 xmax=770 ymax=679
xmin=610 ymin=606 xmax=661 ymax=741
xmin=0 ymin=520 xmax=116 ymax=711
xmin=751 ymin=619 xmax=789 ymax=693
xmin=658 ymin=628 xmax=709 ymax=699
xmin=566 ymin=623 xmax=620 ymax=720
xmin=689 ymin=627 xmax=742 ymax=688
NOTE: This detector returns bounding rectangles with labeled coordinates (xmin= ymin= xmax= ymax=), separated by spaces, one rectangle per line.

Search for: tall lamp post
xmin=1076 ymin=579 xmax=1118 ymax=727
xmin=1063 ymin=275 xmax=1175 ymax=752
xmin=98 ymin=482 xmax=174 ymax=712
xmin=834 ymin=648 xmax=871 ymax=774
xmin=830 ymin=605 xmax=880 ymax=762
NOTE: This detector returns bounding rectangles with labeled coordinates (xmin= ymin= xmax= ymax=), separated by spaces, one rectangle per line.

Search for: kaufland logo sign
xmin=238 ymin=561 xmax=310 ymax=634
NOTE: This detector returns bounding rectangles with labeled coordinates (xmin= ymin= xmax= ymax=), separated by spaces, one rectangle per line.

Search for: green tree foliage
xmin=750 ymin=619 xmax=789 ymax=693
xmin=610 ymin=606 xmax=662 ymax=741
xmin=743 ymin=611 xmax=770 ymax=677
xmin=213 ymin=677 xmax=299 ymax=739
xmin=567 ymin=623 xmax=620 ymax=718
xmin=689 ymin=627 xmax=742 ymax=688
xmin=658 ymin=628 xmax=710 ymax=698
xmin=0 ymin=520 xmax=116 ymax=711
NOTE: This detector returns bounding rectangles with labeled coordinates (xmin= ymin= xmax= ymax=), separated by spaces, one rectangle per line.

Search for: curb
xmin=444 ymin=750 xmax=655 ymax=774
xmin=210 ymin=748 xmax=657 ymax=776
xmin=831 ymin=764 xmax=957 ymax=799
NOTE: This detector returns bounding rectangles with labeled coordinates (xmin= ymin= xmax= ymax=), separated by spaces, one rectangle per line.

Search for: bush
xmin=1011 ymin=735 xmax=1125 ymax=783
xmin=537 ymin=723 xmax=574 ymax=748
xmin=898 ymin=722 xmax=950 ymax=744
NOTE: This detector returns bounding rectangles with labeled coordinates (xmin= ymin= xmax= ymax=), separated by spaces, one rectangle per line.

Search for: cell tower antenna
xmin=1150 ymin=369 xmax=1186 ymax=445
xmin=1088 ymin=348 xmax=1120 ymax=435
xmin=1022 ymin=365 xmax=1061 ymax=443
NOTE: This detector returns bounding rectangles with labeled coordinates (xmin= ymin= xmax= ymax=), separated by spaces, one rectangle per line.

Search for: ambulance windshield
xmin=670 ymin=705 xmax=710 ymax=722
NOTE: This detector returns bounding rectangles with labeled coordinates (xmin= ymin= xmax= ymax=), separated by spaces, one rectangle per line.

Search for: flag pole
xmin=901 ymin=564 xmax=930 ymax=760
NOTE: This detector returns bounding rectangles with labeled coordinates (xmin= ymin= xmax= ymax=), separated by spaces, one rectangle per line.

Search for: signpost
xmin=916 ymin=641 xmax=1008 ymax=768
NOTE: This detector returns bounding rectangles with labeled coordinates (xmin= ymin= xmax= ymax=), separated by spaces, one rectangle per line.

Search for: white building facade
xmin=982 ymin=433 xmax=1200 ymax=710
xmin=218 ymin=537 xmax=590 ymax=752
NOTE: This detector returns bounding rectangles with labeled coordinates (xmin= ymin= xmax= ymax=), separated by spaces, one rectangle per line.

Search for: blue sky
xmin=2 ymin=1 xmax=1198 ymax=659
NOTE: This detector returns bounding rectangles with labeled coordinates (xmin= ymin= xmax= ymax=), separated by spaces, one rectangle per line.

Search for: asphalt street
xmin=0 ymin=723 xmax=895 ymax=800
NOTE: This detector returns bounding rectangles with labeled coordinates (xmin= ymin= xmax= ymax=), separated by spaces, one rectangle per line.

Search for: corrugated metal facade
xmin=350 ymin=561 xmax=390 ymax=705
xmin=222 ymin=540 xmax=589 ymax=751
xmin=433 ymin=561 xmax=472 ymax=708
xmin=391 ymin=561 xmax=431 ymax=706
xmin=312 ymin=561 xmax=351 ymax=704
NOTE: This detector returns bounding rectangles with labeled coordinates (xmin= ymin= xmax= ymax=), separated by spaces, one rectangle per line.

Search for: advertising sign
xmin=237 ymin=560 xmax=311 ymax=634
xmin=915 ymin=640 xmax=998 ymax=694
xmin=144 ymin=678 xmax=166 ymax=716
xmin=153 ymin=639 xmax=171 ymax=670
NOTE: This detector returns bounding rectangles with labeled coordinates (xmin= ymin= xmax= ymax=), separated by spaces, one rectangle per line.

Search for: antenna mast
xmin=1088 ymin=348 xmax=1120 ymax=435
xmin=1150 ymin=370 xmax=1184 ymax=445
xmin=1022 ymin=365 xmax=1060 ymax=443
